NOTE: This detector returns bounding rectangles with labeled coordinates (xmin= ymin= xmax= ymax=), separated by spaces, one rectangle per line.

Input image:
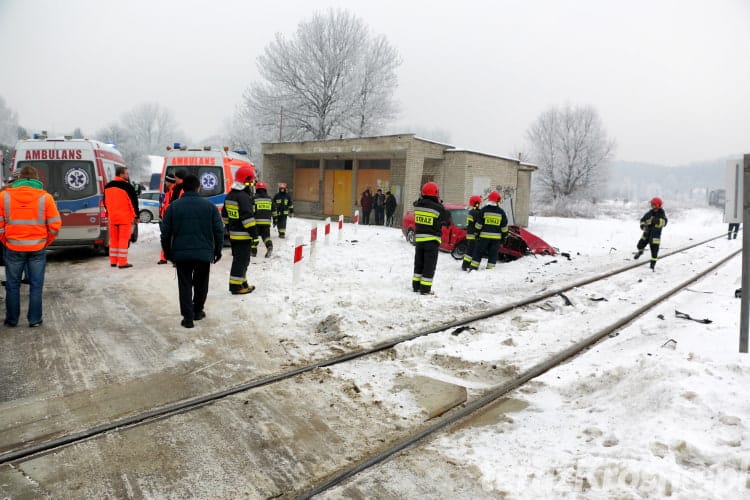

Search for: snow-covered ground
xmin=133 ymin=201 xmax=748 ymax=497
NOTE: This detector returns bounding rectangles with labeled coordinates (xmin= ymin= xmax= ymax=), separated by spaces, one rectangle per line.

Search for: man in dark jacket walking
xmin=161 ymin=174 xmax=224 ymax=328
xmin=634 ymin=197 xmax=668 ymax=270
xmin=412 ymin=182 xmax=450 ymax=295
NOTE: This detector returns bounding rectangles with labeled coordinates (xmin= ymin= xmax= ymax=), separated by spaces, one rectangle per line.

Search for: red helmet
xmin=469 ymin=195 xmax=482 ymax=207
xmin=488 ymin=191 xmax=501 ymax=203
xmin=234 ymin=166 xmax=256 ymax=184
xmin=421 ymin=181 xmax=439 ymax=197
xmin=650 ymin=197 xmax=662 ymax=209
xmin=255 ymin=181 xmax=267 ymax=190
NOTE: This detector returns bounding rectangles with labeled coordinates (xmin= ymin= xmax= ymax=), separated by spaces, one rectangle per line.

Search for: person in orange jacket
xmin=104 ymin=166 xmax=139 ymax=268
xmin=0 ymin=165 xmax=61 ymax=327
xmin=157 ymin=174 xmax=176 ymax=264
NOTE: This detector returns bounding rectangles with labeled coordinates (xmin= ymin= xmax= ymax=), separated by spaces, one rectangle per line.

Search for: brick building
xmin=261 ymin=134 xmax=536 ymax=226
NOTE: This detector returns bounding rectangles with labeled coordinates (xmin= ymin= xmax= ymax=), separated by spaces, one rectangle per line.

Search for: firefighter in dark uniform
xmin=221 ymin=166 xmax=257 ymax=294
xmin=634 ymin=197 xmax=668 ymax=271
xmin=272 ymin=183 xmax=294 ymax=238
xmin=412 ymin=182 xmax=450 ymax=295
xmin=462 ymin=195 xmax=483 ymax=271
xmin=253 ymin=181 xmax=274 ymax=258
xmin=470 ymin=191 xmax=509 ymax=271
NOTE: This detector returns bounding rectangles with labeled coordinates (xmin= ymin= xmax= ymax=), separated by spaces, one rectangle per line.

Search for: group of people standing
xmin=360 ymin=187 xmax=397 ymax=226
xmin=410 ymin=182 xmax=510 ymax=295
xmin=412 ymin=181 xmax=670 ymax=295
xmin=159 ymin=169 xmax=293 ymax=328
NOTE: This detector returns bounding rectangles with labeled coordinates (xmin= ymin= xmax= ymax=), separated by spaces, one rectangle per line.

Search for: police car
xmin=138 ymin=190 xmax=161 ymax=223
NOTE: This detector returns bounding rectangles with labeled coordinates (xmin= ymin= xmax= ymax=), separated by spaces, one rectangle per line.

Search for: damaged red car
xmin=401 ymin=203 xmax=556 ymax=261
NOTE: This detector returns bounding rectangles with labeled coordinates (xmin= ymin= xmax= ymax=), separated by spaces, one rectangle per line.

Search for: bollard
xmin=324 ymin=217 xmax=331 ymax=245
xmin=310 ymin=224 xmax=318 ymax=262
xmin=338 ymin=214 xmax=344 ymax=240
xmin=353 ymin=209 xmax=359 ymax=234
xmin=293 ymin=235 xmax=304 ymax=283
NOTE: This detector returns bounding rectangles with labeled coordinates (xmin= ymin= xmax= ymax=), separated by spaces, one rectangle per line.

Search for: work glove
xmin=213 ymin=250 xmax=222 ymax=264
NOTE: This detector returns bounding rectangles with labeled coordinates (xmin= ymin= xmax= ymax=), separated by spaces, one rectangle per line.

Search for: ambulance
xmin=161 ymin=144 xmax=256 ymax=210
xmin=10 ymin=135 xmax=127 ymax=253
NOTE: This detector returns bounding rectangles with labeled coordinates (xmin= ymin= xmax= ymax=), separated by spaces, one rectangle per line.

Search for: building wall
xmin=261 ymin=135 xmax=534 ymax=227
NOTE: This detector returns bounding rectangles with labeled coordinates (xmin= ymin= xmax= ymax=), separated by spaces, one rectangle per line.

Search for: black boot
xmin=634 ymin=249 xmax=644 ymax=260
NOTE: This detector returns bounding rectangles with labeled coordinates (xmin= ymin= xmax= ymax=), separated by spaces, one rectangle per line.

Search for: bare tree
xmin=527 ymin=104 xmax=615 ymax=202
xmin=244 ymin=8 xmax=400 ymax=141
xmin=0 ymin=95 xmax=19 ymax=147
xmin=122 ymin=102 xmax=182 ymax=155
xmin=222 ymin=107 xmax=263 ymax=170
xmin=95 ymin=123 xmax=149 ymax=182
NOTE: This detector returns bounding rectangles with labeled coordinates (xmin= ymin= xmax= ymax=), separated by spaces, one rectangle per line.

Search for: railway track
xmin=0 ymin=232 xmax=739 ymax=497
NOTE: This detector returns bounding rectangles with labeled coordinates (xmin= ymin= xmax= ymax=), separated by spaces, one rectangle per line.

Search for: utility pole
xmin=279 ymin=107 xmax=283 ymax=142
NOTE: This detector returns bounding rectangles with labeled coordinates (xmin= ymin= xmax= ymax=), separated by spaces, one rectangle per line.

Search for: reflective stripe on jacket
xmin=222 ymin=188 xmax=257 ymax=241
xmin=413 ymin=196 xmax=449 ymax=244
xmin=475 ymin=203 xmax=509 ymax=240
xmin=0 ymin=183 xmax=62 ymax=252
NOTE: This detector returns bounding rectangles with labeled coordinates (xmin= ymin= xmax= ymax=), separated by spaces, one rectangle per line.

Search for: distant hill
xmin=604 ymin=156 xmax=741 ymax=203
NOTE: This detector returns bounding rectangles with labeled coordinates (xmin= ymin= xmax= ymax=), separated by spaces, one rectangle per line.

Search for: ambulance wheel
xmin=451 ymin=241 xmax=468 ymax=260
xmin=406 ymin=228 xmax=416 ymax=245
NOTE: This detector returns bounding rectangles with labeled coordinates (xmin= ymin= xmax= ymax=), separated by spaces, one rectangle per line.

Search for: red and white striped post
xmin=309 ymin=224 xmax=318 ymax=261
xmin=353 ymin=209 xmax=359 ymax=234
xmin=293 ymin=235 xmax=304 ymax=283
xmin=338 ymin=214 xmax=344 ymax=240
xmin=324 ymin=217 xmax=331 ymax=245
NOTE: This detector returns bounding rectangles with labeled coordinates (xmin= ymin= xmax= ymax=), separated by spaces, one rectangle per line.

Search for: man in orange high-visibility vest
xmin=0 ymin=165 xmax=61 ymax=327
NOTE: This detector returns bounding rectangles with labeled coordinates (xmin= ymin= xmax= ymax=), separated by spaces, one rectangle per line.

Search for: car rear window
xmin=449 ymin=208 xmax=468 ymax=228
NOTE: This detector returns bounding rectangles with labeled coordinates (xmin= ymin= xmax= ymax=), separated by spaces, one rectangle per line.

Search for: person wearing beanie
xmin=157 ymin=171 xmax=182 ymax=264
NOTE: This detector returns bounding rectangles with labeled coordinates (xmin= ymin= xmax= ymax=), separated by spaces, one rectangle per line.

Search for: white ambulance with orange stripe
xmin=160 ymin=143 xmax=255 ymax=210
xmin=11 ymin=135 xmax=127 ymax=253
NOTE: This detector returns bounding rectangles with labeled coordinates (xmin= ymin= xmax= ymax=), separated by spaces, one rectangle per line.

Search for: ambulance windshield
xmin=165 ymin=166 xmax=224 ymax=197
xmin=16 ymin=160 xmax=98 ymax=200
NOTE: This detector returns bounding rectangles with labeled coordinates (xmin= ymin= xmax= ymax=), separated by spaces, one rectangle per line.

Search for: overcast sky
xmin=1 ymin=0 xmax=748 ymax=165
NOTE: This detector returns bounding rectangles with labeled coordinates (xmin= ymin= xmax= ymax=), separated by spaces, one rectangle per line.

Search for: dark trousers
xmin=386 ymin=210 xmax=395 ymax=227
xmin=276 ymin=214 xmax=289 ymax=237
xmin=413 ymin=240 xmax=439 ymax=293
xmin=728 ymin=223 xmax=740 ymax=239
xmin=256 ymin=224 xmax=273 ymax=251
xmin=471 ymin=237 xmax=502 ymax=269
xmin=637 ymin=239 xmax=660 ymax=266
xmin=175 ymin=260 xmax=210 ymax=321
xmin=462 ymin=238 xmax=476 ymax=270
xmin=375 ymin=206 xmax=385 ymax=225
xmin=362 ymin=210 xmax=371 ymax=225
xmin=229 ymin=240 xmax=251 ymax=292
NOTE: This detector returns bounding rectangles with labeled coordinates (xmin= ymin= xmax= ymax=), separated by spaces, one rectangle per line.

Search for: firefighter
xmin=253 ymin=181 xmax=274 ymax=258
xmin=462 ymin=195 xmax=483 ymax=271
xmin=634 ymin=197 xmax=668 ymax=270
xmin=221 ymin=166 xmax=258 ymax=294
xmin=470 ymin=191 xmax=509 ymax=271
xmin=272 ymin=183 xmax=294 ymax=238
xmin=412 ymin=181 xmax=450 ymax=295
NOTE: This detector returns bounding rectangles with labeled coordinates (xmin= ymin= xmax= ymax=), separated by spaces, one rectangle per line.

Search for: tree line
xmin=1 ymin=8 xmax=613 ymax=205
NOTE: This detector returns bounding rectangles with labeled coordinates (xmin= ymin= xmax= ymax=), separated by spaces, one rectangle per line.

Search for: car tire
xmin=406 ymin=228 xmax=416 ymax=245
xmin=451 ymin=240 xmax=468 ymax=260
xmin=139 ymin=210 xmax=153 ymax=224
